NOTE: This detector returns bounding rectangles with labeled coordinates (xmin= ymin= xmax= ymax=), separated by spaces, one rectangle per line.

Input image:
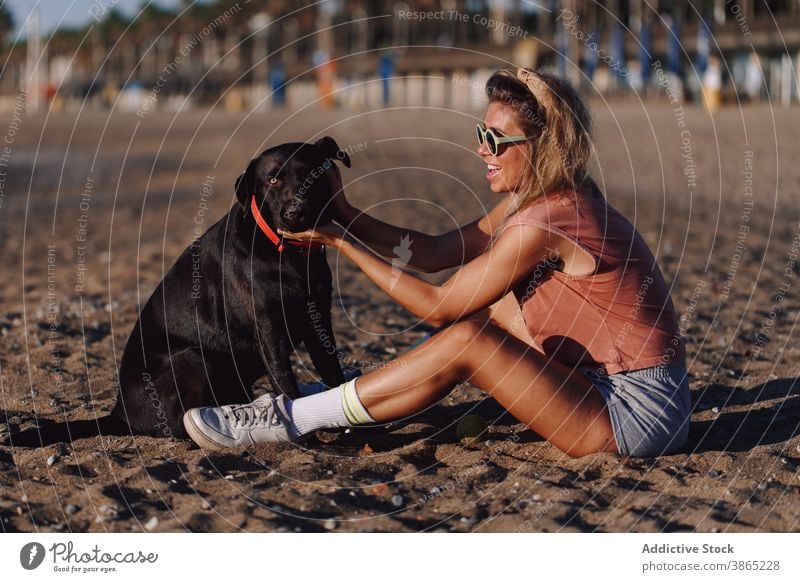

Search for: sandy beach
xmin=0 ymin=102 xmax=798 ymax=532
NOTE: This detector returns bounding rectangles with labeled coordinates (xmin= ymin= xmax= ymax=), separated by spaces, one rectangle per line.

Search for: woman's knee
xmin=440 ymin=319 xmax=497 ymax=346
xmin=432 ymin=320 xmax=507 ymax=365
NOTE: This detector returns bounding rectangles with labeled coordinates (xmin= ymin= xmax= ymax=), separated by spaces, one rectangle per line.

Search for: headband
xmin=516 ymin=68 xmax=556 ymax=112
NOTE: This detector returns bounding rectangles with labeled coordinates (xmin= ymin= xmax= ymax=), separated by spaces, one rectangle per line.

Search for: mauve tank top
xmin=500 ymin=184 xmax=685 ymax=374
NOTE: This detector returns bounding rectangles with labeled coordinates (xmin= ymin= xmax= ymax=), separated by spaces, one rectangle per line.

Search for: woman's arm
xmin=334 ymin=200 xmax=441 ymax=271
xmin=281 ymin=222 xmax=556 ymax=328
xmin=329 ymin=165 xmax=514 ymax=273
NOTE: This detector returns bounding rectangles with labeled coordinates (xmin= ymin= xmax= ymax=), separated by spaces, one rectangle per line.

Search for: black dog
xmin=7 ymin=137 xmax=349 ymax=446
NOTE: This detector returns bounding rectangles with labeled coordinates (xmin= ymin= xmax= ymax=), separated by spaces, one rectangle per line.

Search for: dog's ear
xmin=315 ymin=136 xmax=351 ymax=168
xmin=234 ymin=157 xmax=260 ymax=211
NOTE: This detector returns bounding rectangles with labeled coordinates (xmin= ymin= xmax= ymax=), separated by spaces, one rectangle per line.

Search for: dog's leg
xmin=116 ymin=348 xmax=225 ymax=439
xmin=303 ymin=297 xmax=346 ymax=388
xmin=256 ymin=320 xmax=300 ymax=399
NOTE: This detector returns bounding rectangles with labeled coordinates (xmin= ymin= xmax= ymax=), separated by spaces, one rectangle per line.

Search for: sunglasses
xmin=475 ymin=123 xmax=529 ymax=156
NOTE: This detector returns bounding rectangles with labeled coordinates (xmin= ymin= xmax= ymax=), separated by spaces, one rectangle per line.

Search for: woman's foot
xmin=183 ymin=394 xmax=301 ymax=450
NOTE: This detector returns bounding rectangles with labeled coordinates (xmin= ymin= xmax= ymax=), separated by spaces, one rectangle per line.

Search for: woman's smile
xmin=478 ymin=101 xmax=529 ymax=193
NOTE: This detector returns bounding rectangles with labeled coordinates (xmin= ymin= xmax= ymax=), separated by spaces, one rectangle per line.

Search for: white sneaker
xmin=183 ymin=394 xmax=301 ymax=451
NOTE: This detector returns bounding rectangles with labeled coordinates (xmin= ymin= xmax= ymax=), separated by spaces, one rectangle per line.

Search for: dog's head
xmin=235 ymin=136 xmax=352 ymax=232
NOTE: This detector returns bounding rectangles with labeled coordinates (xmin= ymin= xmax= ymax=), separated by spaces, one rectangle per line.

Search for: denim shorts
xmin=580 ymin=359 xmax=691 ymax=457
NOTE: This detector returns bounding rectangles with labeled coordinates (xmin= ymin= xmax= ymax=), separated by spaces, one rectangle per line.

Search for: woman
xmin=183 ymin=69 xmax=691 ymax=458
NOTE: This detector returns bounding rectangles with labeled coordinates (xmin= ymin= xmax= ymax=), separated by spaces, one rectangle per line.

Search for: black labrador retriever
xmin=7 ymin=137 xmax=349 ymax=446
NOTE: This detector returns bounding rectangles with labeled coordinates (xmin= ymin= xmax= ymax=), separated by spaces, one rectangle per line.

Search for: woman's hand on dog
xmin=279 ymin=223 xmax=347 ymax=247
xmin=281 ymin=161 xmax=350 ymax=247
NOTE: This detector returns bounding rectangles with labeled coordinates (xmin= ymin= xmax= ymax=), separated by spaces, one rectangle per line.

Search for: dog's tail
xmin=1 ymin=415 xmax=129 ymax=448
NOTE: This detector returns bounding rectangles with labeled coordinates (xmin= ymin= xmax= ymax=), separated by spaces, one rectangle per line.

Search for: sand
xmin=0 ymin=102 xmax=798 ymax=532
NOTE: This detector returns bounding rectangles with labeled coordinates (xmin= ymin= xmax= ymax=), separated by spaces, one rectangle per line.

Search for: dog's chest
xmin=233 ymin=254 xmax=330 ymax=303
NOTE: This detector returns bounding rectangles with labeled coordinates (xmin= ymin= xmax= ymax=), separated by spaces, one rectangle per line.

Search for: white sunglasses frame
xmin=476 ymin=124 xmax=529 ymax=155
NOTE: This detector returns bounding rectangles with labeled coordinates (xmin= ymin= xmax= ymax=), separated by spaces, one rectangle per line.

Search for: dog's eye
xmin=268 ymin=176 xmax=279 ymax=185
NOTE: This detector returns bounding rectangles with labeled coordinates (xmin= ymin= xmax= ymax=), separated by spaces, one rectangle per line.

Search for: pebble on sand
xmin=144 ymin=517 xmax=159 ymax=531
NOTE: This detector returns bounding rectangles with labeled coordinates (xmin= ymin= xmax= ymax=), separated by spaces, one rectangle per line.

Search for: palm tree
xmin=97 ymin=8 xmax=131 ymax=85
xmin=135 ymin=2 xmax=177 ymax=80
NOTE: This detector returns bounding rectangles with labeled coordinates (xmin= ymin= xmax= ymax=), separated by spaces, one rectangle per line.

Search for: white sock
xmin=285 ymin=378 xmax=375 ymax=437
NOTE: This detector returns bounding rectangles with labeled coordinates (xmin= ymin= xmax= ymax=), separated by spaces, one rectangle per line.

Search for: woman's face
xmin=478 ymin=101 xmax=529 ymax=194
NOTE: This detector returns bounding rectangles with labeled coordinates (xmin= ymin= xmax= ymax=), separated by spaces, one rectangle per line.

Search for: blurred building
xmin=0 ymin=1 xmax=798 ymax=112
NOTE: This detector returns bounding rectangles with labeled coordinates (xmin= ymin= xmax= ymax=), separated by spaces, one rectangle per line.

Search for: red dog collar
xmin=250 ymin=196 xmax=323 ymax=255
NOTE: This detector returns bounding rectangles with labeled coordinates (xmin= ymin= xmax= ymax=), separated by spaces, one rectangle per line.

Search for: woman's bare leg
xmin=356 ymin=318 xmax=617 ymax=458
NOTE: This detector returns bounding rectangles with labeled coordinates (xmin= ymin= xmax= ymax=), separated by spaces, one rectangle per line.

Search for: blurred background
xmin=1 ymin=0 xmax=798 ymax=114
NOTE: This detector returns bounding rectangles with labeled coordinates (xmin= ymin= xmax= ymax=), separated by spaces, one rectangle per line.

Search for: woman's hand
xmin=278 ymin=222 xmax=347 ymax=248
